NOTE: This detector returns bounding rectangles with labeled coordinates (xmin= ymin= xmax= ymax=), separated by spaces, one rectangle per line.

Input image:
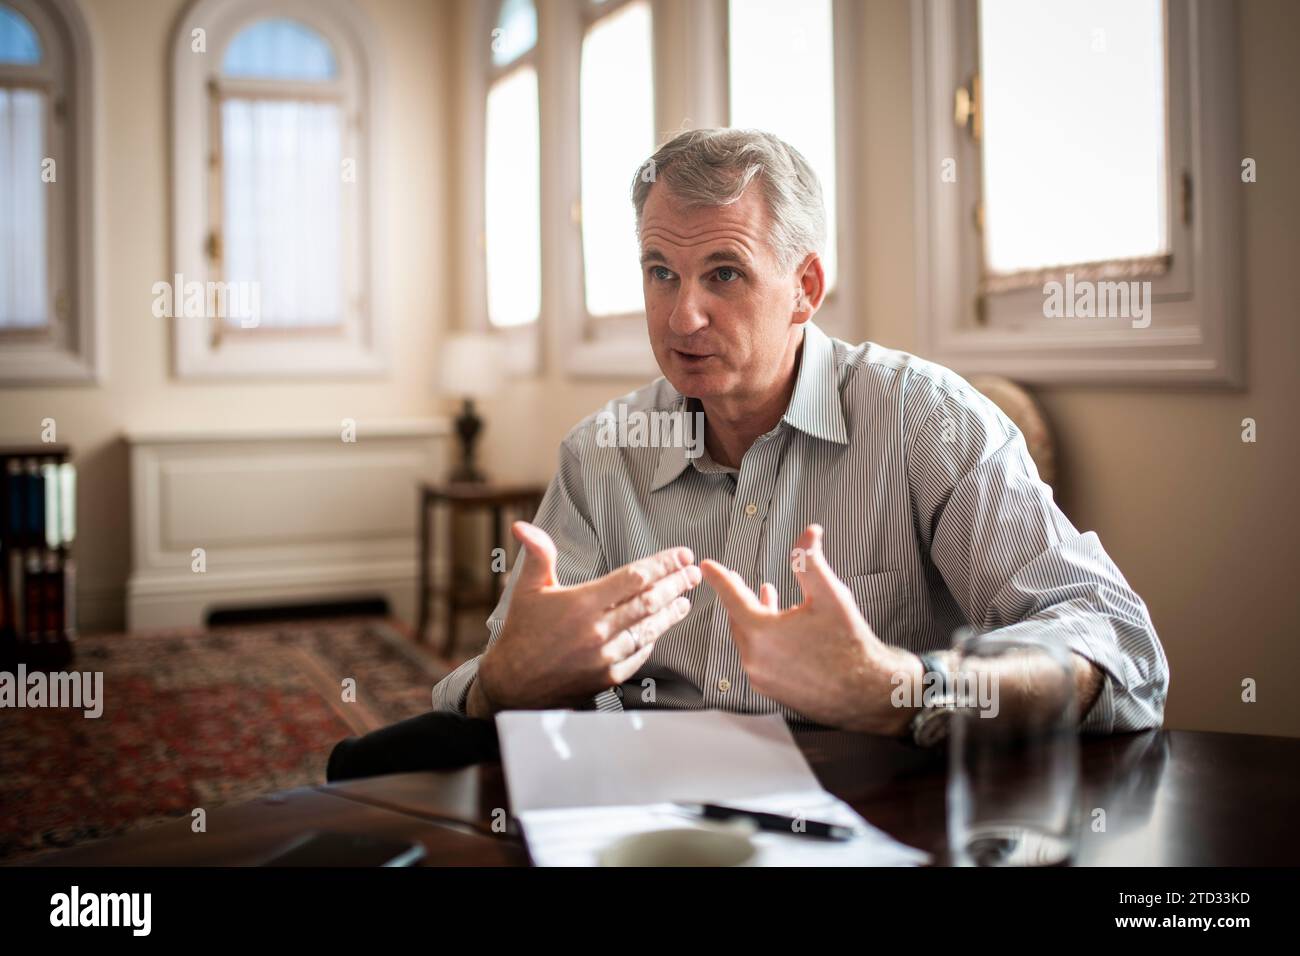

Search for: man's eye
xmin=714 ymin=267 xmax=741 ymax=283
xmin=650 ymin=266 xmax=674 ymax=281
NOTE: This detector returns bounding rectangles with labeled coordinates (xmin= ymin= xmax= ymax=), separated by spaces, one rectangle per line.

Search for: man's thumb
xmin=512 ymin=521 xmax=558 ymax=589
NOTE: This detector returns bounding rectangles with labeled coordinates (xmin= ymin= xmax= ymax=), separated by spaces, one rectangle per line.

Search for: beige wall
xmin=476 ymin=0 xmax=1300 ymax=738
xmin=0 ymin=0 xmax=452 ymax=626
xmin=854 ymin=0 xmax=1300 ymax=739
xmin=3 ymin=0 xmax=1294 ymax=737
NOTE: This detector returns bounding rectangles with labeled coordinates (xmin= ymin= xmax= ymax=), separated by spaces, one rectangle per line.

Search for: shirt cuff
xmin=594 ymin=688 xmax=624 ymax=712
xmin=430 ymin=657 xmax=480 ymax=715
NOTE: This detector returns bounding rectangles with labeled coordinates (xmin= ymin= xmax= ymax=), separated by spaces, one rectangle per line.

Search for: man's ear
xmin=792 ymin=252 xmax=827 ymax=324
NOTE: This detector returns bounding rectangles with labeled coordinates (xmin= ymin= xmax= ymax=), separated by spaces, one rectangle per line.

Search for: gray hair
xmin=630 ymin=128 xmax=826 ymax=272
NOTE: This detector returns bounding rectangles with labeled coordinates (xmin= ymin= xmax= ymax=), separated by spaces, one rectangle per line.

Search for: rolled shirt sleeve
xmin=429 ymin=438 xmax=619 ymax=715
xmin=907 ymin=383 xmax=1169 ymax=733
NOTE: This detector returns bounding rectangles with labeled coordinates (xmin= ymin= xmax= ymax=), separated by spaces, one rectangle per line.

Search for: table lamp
xmin=439 ymin=333 xmax=502 ymax=483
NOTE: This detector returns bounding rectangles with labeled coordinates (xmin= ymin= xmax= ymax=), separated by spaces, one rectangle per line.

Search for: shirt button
xmin=717 ymin=678 xmax=731 ymax=693
xmin=744 ymin=503 xmax=758 ymax=516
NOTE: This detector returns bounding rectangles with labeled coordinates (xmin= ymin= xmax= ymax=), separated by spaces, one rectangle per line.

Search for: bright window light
xmin=491 ymin=0 xmax=537 ymax=68
xmin=979 ymin=0 xmax=1167 ymax=274
xmin=221 ymin=98 xmax=344 ymax=327
xmin=485 ymin=65 xmax=541 ymax=328
xmin=222 ymin=17 xmax=337 ymax=81
xmin=729 ymin=0 xmax=838 ymax=290
xmin=580 ymin=0 xmax=654 ymax=318
xmin=0 ymin=88 xmax=48 ymax=328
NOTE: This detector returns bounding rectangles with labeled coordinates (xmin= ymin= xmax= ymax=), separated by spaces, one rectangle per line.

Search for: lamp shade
xmin=439 ymin=333 xmax=502 ymax=398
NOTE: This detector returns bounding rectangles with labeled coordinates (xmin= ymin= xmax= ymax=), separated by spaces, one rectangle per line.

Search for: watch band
xmin=910 ymin=652 xmax=957 ymax=747
xmin=919 ymin=652 xmax=950 ymax=701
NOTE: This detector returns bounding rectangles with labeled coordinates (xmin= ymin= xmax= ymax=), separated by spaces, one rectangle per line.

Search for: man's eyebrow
xmin=702 ymin=249 xmax=754 ymax=268
xmin=638 ymin=247 xmax=755 ymax=268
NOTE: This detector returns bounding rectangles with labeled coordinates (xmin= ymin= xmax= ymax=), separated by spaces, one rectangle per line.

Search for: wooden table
xmin=415 ymin=482 xmax=545 ymax=655
xmin=22 ymin=728 xmax=1298 ymax=866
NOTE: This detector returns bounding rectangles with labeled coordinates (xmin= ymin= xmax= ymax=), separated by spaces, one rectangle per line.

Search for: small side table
xmin=416 ymin=482 xmax=546 ymax=656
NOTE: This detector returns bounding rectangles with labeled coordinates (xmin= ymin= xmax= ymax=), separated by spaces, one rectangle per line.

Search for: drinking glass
xmin=946 ymin=630 xmax=1081 ymax=866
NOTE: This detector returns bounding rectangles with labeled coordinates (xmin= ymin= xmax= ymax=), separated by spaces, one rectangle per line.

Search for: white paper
xmin=495 ymin=710 xmax=930 ymax=867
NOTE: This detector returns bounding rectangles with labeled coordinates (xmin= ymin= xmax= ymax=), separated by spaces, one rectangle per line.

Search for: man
xmin=430 ymin=128 xmax=1168 ymax=740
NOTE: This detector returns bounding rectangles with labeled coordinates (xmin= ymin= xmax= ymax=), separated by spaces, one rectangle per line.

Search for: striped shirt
xmin=431 ymin=322 xmax=1168 ymax=733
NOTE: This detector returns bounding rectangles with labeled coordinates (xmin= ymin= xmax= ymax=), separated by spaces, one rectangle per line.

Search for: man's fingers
xmin=610 ymin=640 xmax=657 ymax=686
xmin=793 ymin=524 xmax=842 ymax=603
xmin=759 ymin=582 xmax=779 ymax=611
xmin=605 ymin=596 xmax=692 ymax=668
xmin=700 ymin=560 xmax=763 ymax=618
xmin=589 ymin=546 xmax=696 ymax=607
xmin=604 ymin=564 xmax=701 ymax=634
xmin=512 ymin=521 xmax=558 ymax=590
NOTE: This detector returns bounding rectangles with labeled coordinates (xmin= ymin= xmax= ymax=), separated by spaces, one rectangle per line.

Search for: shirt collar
xmin=649 ymin=322 xmax=847 ymax=493
xmin=780 ymin=321 xmax=849 ymax=446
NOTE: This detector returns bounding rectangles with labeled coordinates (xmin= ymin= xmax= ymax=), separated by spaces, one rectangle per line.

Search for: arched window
xmin=484 ymin=0 xmax=539 ymax=329
xmin=172 ymin=0 xmax=382 ymax=378
xmin=0 ymin=3 xmax=49 ymax=329
xmin=579 ymin=0 xmax=653 ymax=322
xmin=215 ymin=18 xmax=345 ymax=331
xmin=0 ymin=0 xmax=100 ymax=382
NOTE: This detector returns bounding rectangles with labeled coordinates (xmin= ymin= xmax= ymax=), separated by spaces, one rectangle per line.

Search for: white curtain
xmin=221 ymin=97 xmax=343 ymax=328
xmin=0 ymin=87 xmax=48 ymax=329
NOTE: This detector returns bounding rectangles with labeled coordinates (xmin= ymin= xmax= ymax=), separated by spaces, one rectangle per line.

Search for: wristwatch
xmin=909 ymin=652 xmax=957 ymax=747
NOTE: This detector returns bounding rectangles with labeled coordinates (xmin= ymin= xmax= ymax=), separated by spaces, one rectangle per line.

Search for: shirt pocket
xmin=843 ymin=570 xmax=906 ymax=642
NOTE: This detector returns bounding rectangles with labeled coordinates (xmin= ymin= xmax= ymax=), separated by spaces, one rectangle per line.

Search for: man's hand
xmin=471 ymin=521 xmax=701 ymax=715
xmin=700 ymin=524 xmax=920 ymax=735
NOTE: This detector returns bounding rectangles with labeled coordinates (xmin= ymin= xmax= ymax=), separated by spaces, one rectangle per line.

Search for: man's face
xmin=639 ymin=184 xmax=806 ymax=404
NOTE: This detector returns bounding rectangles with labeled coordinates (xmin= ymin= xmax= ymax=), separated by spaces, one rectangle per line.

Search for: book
xmin=0 ymin=450 xmax=76 ymax=663
xmin=63 ymin=557 xmax=77 ymax=642
xmin=42 ymin=551 xmax=58 ymax=642
xmin=25 ymin=459 xmax=42 ymax=548
xmin=0 ymin=539 xmax=7 ymax=638
xmin=42 ymin=461 xmax=61 ymax=550
xmin=23 ymin=550 xmax=41 ymax=647
xmin=8 ymin=545 xmax=24 ymax=640
xmin=5 ymin=459 xmax=21 ymax=541
xmin=60 ymin=463 xmax=76 ymax=546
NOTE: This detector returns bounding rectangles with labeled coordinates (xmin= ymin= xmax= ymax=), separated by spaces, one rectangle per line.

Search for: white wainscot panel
xmin=127 ymin=421 xmax=447 ymax=630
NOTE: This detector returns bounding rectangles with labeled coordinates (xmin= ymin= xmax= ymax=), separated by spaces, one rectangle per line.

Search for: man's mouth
xmin=672 ymin=348 xmax=714 ymax=363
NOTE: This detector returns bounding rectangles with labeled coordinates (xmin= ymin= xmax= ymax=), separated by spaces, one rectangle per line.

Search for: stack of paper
xmin=495 ymin=710 xmax=930 ymax=867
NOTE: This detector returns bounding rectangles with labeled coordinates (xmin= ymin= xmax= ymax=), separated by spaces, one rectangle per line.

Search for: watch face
xmin=914 ymin=707 xmax=954 ymax=747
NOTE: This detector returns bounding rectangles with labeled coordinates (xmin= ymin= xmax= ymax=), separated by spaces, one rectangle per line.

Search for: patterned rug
xmin=0 ymin=618 xmax=458 ymax=863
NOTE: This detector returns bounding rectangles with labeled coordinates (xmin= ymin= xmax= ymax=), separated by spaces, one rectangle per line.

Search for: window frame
xmin=171 ymin=0 xmax=386 ymax=380
xmin=573 ymin=0 xmax=657 ymax=342
xmin=0 ymin=0 xmax=103 ymax=385
xmin=545 ymin=0 xmax=666 ymax=379
xmin=722 ymin=0 xmax=858 ymax=344
xmin=456 ymin=0 xmax=541 ymax=377
xmin=911 ymin=0 xmax=1244 ymax=386
xmin=459 ymin=0 xmax=862 ymax=380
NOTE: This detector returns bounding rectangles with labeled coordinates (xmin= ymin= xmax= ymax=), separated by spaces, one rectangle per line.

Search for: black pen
xmin=675 ymin=802 xmax=856 ymax=841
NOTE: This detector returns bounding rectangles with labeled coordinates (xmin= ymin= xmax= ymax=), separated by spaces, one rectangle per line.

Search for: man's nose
xmin=668 ymin=282 xmax=708 ymax=336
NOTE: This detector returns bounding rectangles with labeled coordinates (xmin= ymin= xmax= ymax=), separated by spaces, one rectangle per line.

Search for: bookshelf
xmin=0 ymin=445 xmax=76 ymax=669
